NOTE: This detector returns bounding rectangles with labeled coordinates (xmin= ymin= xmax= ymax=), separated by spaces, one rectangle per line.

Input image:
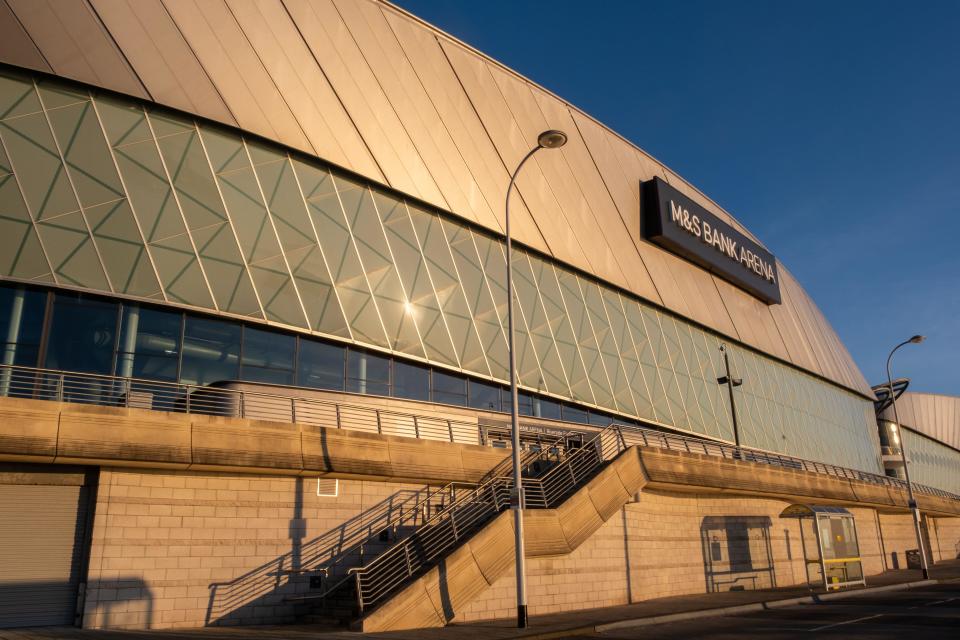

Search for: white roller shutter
xmin=0 ymin=483 xmax=89 ymax=628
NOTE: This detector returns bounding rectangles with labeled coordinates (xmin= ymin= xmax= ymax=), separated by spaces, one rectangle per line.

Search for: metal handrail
xmin=0 ymin=363 xmax=957 ymax=502
xmin=0 ymin=363 xmax=478 ymax=445
xmin=350 ymin=425 xmax=629 ymax=613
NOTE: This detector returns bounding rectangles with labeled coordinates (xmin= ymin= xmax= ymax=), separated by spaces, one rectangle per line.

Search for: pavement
xmin=1 ymin=561 xmax=958 ymax=640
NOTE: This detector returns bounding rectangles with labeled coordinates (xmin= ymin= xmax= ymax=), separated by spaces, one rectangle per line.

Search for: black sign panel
xmin=641 ymin=177 xmax=781 ymax=305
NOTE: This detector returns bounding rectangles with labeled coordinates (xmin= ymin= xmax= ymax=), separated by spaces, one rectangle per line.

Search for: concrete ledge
xmin=0 ymin=396 xmax=509 ymax=485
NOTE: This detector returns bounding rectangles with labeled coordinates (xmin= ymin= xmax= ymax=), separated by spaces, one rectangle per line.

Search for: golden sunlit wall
xmin=0 ymin=70 xmax=882 ymax=473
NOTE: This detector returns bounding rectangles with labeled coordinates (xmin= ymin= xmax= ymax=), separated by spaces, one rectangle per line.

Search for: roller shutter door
xmin=0 ymin=481 xmax=90 ymax=628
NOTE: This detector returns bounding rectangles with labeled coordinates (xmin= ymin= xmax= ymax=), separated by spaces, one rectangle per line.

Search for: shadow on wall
xmin=83 ymin=577 xmax=153 ymax=629
xmin=700 ymin=516 xmax=776 ymax=593
xmin=204 ymin=478 xmax=439 ymax=626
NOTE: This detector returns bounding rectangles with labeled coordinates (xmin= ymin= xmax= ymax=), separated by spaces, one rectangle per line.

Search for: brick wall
xmin=83 ymin=468 xmax=424 ymax=629
xmin=459 ymin=489 xmax=900 ymax=623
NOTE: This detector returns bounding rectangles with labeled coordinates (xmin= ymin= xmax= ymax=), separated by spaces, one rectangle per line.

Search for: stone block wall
xmin=83 ymin=467 xmax=424 ymax=629
xmin=458 ymin=489 xmax=908 ymax=623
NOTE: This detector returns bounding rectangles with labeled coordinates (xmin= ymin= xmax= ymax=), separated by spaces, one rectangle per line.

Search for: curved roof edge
xmin=880 ymin=392 xmax=960 ymax=452
xmin=0 ymin=0 xmax=870 ymax=397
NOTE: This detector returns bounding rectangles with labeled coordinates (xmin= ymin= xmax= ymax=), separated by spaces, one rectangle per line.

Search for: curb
xmin=593 ymin=578 xmax=941 ymax=633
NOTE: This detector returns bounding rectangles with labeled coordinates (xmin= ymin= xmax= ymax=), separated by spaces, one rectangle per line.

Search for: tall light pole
xmin=886 ymin=334 xmax=929 ymax=579
xmin=717 ymin=344 xmax=743 ymax=450
xmin=506 ymin=129 xmax=567 ymax=628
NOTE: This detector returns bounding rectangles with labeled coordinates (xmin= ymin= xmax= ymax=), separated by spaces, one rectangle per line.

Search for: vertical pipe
xmin=118 ymin=305 xmax=140 ymax=379
xmin=0 ymin=287 xmax=25 ymax=396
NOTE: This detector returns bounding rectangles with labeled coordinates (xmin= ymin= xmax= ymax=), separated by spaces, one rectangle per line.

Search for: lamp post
xmin=717 ymin=344 xmax=743 ymax=450
xmin=885 ymin=335 xmax=929 ymax=579
xmin=505 ymin=129 xmax=567 ymax=628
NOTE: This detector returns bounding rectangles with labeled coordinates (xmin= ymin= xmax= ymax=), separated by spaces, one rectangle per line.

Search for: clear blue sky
xmin=397 ymin=0 xmax=960 ymax=396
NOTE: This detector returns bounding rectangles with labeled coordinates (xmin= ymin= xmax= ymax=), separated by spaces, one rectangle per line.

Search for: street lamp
xmin=717 ymin=344 xmax=743 ymax=450
xmin=885 ymin=334 xmax=929 ymax=579
xmin=505 ymin=129 xmax=567 ymax=629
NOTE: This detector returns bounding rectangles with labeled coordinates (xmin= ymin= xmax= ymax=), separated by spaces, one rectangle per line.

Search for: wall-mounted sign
xmin=641 ymin=177 xmax=781 ymax=305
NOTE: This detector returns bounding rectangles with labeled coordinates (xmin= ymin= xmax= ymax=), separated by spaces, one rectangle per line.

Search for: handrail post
xmin=376 ymin=410 xmax=382 ymax=435
xmin=335 ymin=404 xmax=341 ymax=429
xmin=57 ymin=374 xmax=64 ymax=402
xmin=354 ymin=572 xmax=364 ymax=614
xmin=291 ymin=397 xmax=296 ymax=424
xmin=448 ymin=420 xmax=454 ymax=443
xmin=413 ymin=415 xmax=420 ymax=439
xmin=238 ymin=391 xmax=245 ymax=418
xmin=403 ymin=544 xmax=413 ymax=577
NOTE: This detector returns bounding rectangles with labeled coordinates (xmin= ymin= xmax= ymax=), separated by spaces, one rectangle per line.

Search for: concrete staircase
xmin=350 ymin=426 xmax=649 ymax=632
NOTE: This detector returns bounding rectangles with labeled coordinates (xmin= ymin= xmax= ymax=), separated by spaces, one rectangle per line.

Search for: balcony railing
xmin=0 ymin=363 xmax=957 ymax=503
xmin=0 ymin=363 xmax=479 ymax=445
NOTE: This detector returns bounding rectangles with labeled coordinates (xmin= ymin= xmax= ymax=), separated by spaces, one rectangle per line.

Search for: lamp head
xmin=909 ymin=335 xmax=926 ymax=344
xmin=537 ymin=129 xmax=568 ymax=149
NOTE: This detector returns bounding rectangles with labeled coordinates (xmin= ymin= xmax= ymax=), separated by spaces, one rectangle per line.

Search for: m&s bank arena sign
xmin=641 ymin=177 xmax=781 ymax=305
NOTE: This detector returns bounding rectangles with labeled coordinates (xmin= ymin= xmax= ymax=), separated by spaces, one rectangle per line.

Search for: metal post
xmin=886 ymin=337 xmax=930 ymax=579
xmin=505 ymin=143 xmax=546 ymax=630
xmin=720 ymin=345 xmax=741 ymax=450
xmin=812 ymin=513 xmax=828 ymax=590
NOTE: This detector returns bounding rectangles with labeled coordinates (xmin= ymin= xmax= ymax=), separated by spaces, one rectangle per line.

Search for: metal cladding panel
xmin=0 ymin=0 xmax=874 ymax=397
xmin=437 ymin=39 xmax=561 ymax=258
xmin=160 ymin=0 xmax=314 ymax=158
xmin=381 ymin=7 xmax=517 ymax=237
xmin=0 ymin=1 xmax=51 ymax=74
xmin=530 ymin=87 xmax=660 ymax=304
xmin=282 ymin=0 xmax=443 ymax=209
xmin=332 ymin=0 xmax=495 ymax=228
xmin=776 ymin=269 xmax=827 ymax=378
xmin=7 ymin=0 xmax=147 ymax=99
xmin=712 ymin=277 xmax=789 ymax=362
xmin=89 ymin=0 xmax=235 ymax=126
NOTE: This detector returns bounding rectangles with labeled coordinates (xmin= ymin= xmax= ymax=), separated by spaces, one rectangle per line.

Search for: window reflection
xmin=241 ymin=326 xmax=294 ymax=385
xmin=297 ymin=340 xmax=344 ymax=391
xmin=346 ymin=349 xmax=390 ymax=396
xmin=394 ymin=361 xmax=429 ymax=401
xmin=118 ymin=305 xmax=181 ymax=381
xmin=432 ymin=370 xmax=466 ymax=405
xmin=0 ymin=286 xmax=45 ymax=368
xmin=44 ymin=293 xmax=118 ymax=375
xmin=179 ymin=316 xmax=240 ymax=385
xmin=469 ymin=379 xmax=501 ymax=411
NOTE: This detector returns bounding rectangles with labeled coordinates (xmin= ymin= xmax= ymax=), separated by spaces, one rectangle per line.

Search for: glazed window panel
xmin=294 ymin=159 xmax=387 ymax=348
xmin=241 ymin=326 xmax=295 ymax=385
xmin=0 ymin=286 xmax=45 ymax=368
xmin=117 ymin=304 xmax=181 ymax=381
xmin=394 ymin=360 xmax=430 ymax=401
xmin=556 ymin=268 xmax=612 ymax=409
xmin=297 ymin=339 xmax=345 ymax=391
xmin=535 ymin=260 xmax=594 ymax=406
xmin=441 ymin=219 xmax=508 ymax=379
xmin=44 ymin=293 xmax=118 ymax=375
xmin=512 ymin=250 xmax=569 ymax=397
xmin=584 ymin=280 xmax=636 ymax=416
xmin=474 ymin=231 xmax=542 ymax=389
xmin=346 ymin=349 xmax=390 ymax=396
xmin=373 ymin=191 xmax=457 ymax=367
xmin=179 ymin=316 xmax=241 ymax=386
xmin=407 ymin=203 xmax=490 ymax=377
xmin=336 ymin=176 xmax=423 ymax=358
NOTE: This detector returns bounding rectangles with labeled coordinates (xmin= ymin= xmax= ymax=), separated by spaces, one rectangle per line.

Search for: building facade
xmin=0 ymin=0 xmax=958 ymax=632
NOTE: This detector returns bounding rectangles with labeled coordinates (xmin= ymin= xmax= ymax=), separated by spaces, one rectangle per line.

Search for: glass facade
xmin=890 ymin=423 xmax=960 ymax=495
xmin=0 ymin=70 xmax=882 ymax=473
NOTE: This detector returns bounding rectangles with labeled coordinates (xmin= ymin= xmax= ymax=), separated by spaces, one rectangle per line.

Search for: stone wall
xmin=458 ymin=489 xmax=915 ymax=623
xmin=83 ymin=467 xmax=425 ymax=629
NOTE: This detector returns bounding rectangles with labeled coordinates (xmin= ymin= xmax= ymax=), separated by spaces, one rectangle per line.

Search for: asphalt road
xmin=581 ymin=583 xmax=960 ymax=639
